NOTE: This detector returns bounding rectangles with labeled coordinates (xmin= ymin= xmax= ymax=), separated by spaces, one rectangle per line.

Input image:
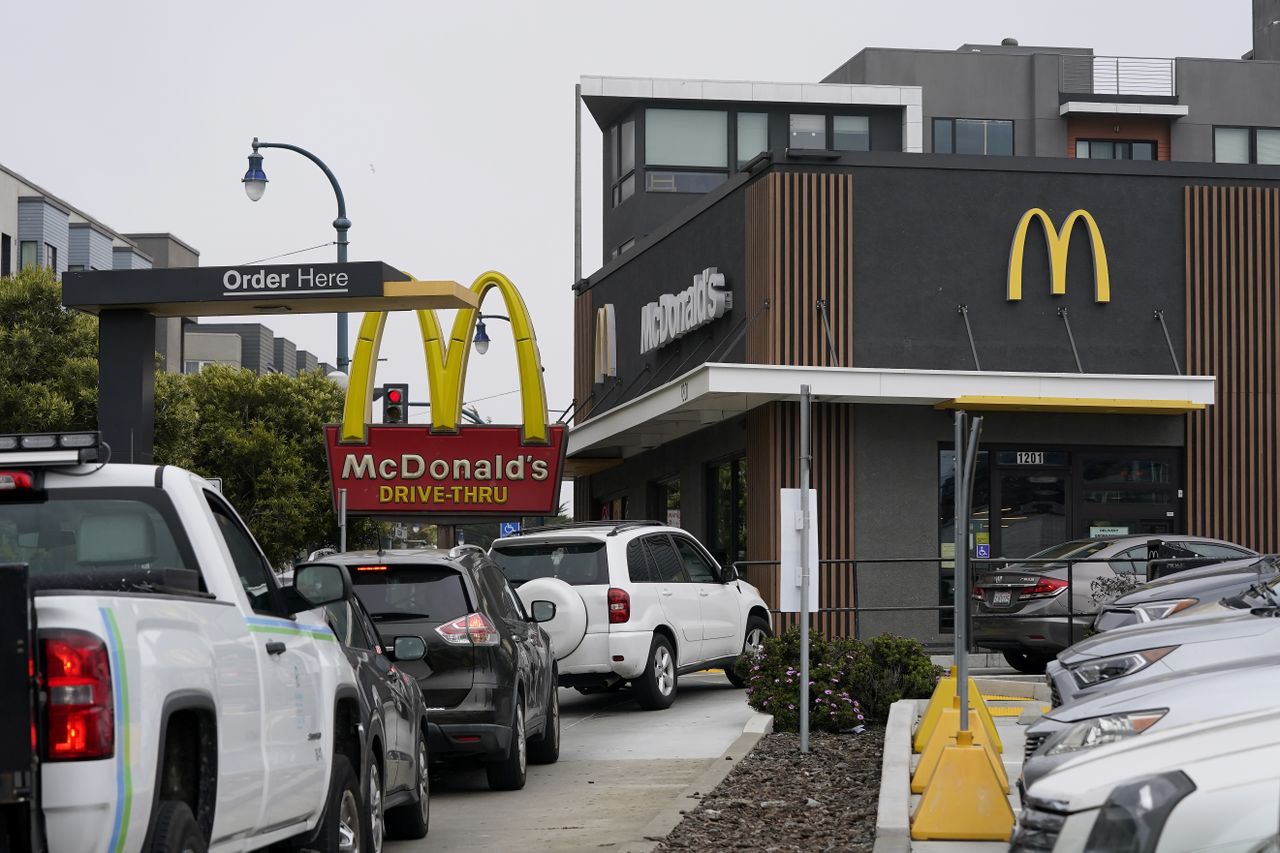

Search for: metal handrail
xmin=1060 ymin=55 xmax=1177 ymax=98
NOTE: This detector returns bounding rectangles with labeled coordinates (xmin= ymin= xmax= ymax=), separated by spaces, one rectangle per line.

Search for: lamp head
xmin=242 ymin=149 xmax=268 ymax=202
xmin=473 ymin=319 xmax=491 ymax=355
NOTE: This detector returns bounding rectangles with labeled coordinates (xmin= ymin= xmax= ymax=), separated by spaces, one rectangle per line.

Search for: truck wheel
xmin=485 ymin=698 xmax=528 ymax=791
xmin=633 ymin=634 xmax=677 ymax=711
xmin=311 ymin=756 xmax=365 ymax=853
xmin=527 ymin=678 xmax=560 ymax=765
xmin=726 ymin=617 xmax=772 ymax=688
xmin=146 ymin=801 xmax=206 ymax=853
xmin=385 ymin=728 xmax=429 ymax=840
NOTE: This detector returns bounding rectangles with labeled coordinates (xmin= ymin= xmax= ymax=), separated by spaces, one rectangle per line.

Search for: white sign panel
xmin=1090 ymin=525 xmax=1129 ymax=537
xmin=779 ymin=488 xmax=819 ymax=613
xmin=639 ymin=267 xmax=732 ymax=354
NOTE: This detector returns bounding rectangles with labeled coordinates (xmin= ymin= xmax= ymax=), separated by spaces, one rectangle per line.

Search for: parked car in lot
xmin=972 ymin=536 xmax=1255 ymax=673
xmin=1093 ymin=554 xmax=1280 ymax=632
xmin=322 ymin=591 xmax=432 ymax=851
xmin=489 ymin=521 xmax=773 ymax=710
xmin=1013 ymin=709 xmax=1280 ymax=852
xmin=1021 ymin=656 xmax=1280 ymax=793
xmin=1046 ymin=597 xmax=1280 ymax=707
xmin=0 ymin=433 xmax=370 ymax=853
xmin=332 ymin=548 xmax=560 ymax=791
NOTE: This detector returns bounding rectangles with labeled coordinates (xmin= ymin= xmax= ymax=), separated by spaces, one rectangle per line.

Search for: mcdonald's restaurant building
xmin=568 ymin=147 xmax=1280 ymax=646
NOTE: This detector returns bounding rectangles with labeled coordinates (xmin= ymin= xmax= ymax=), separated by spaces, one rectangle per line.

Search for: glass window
xmin=673 ymin=537 xmax=718 ymax=583
xmin=626 ymin=539 xmax=655 ymax=583
xmin=619 ymin=119 xmax=635 ymax=175
xmin=644 ymin=536 xmax=688 ymax=583
xmin=1077 ymin=140 xmax=1157 ymax=160
xmin=1132 ymin=141 xmax=1156 ymax=160
xmin=656 ymin=475 xmax=681 ymax=528
xmin=1215 ymin=127 xmax=1251 ymax=164
xmin=1186 ymin=543 xmax=1254 ymax=560
xmin=933 ymin=119 xmax=953 ymax=154
xmin=789 ymin=114 xmax=826 ymax=149
xmin=491 ymin=542 xmax=608 ymax=586
xmin=20 ymin=241 xmax=37 ymax=270
xmin=645 ymin=171 xmax=726 ymax=194
xmin=350 ymin=564 xmax=471 ymax=622
xmin=611 ymin=118 xmax=636 ymax=208
xmin=46 ymin=244 xmax=57 ymax=271
xmin=1258 ymin=129 xmax=1280 ymax=165
xmin=833 ymin=116 xmax=870 ymax=152
xmin=986 ymin=120 xmax=1013 ymax=155
xmin=1115 ymin=546 xmax=1150 ymax=577
xmin=707 ymin=457 xmax=748 ymax=568
xmin=954 ymin=120 xmax=988 ymax=155
xmin=646 ymin=109 xmax=728 ymax=168
xmin=737 ymin=112 xmax=768 ymax=167
xmin=326 ymin=600 xmax=374 ymax=649
xmin=205 ymin=494 xmax=276 ymax=613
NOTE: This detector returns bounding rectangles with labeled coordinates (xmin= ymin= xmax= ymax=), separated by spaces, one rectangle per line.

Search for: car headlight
xmin=1067 ymin=646 xmax=1177 ymax=688
xmin=1045 ymin=710 xmax=1167 ymax=755
xmin=1131 ymin=599 xmax=1199 ymax=622
xmin=1084 ymin=771 xmax=1195 ymax=853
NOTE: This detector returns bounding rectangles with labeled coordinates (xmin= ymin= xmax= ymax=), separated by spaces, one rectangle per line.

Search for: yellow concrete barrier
xmin=914 ymin=667 xmax=1002 ymax=753
xmin=911 ymin=698 xmax=1007 ymax=794
xmin=910 ymin=729 xmax=1016 ymax=841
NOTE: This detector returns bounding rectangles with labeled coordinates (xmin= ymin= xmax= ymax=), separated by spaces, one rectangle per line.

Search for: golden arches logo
xmin=1007 ymin=208 xmax=1111 ymax=303
xmin=340 ymin=270 xmax=548 ymax=444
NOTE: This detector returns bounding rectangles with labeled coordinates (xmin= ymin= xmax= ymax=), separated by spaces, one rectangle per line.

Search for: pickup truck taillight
xmin=42 ymin=630 xmax=114 ymax=761
xmin=608 ymin=588 xmax=630 ymax=624
xmin=436 ymin=613 xmax=501 ymax=647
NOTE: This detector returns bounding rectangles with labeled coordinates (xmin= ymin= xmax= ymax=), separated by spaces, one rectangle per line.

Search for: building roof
xmin=3 ymin=161 xmax=153 ymax=259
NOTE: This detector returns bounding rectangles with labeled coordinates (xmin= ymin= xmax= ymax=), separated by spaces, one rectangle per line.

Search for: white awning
xmin=566 ymin=362 xmax=1214 ymax=461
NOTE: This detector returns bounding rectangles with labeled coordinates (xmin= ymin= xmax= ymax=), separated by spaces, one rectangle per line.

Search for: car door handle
xmin=265 ymin=641 xmax=287 ymax=655
xmin=661 ymin=590 xmax=673 ymax=597
xmin=699 ymin=590 xmax=710 ymax=597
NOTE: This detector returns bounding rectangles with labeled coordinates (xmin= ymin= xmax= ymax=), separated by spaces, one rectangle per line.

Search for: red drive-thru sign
xmin=330 ymin=271 xmax=564 ymax=518
xmin=325 ymin=424 xmax=566 ymax=515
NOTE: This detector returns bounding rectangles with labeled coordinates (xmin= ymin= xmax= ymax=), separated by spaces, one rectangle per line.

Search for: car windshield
xmin=0 ymin=490 xmax=196 ymax=583
xmin=349 ymin=564 xmax=470 ymax=622
xmin=490 ymin=542 xmax=608 ymax=586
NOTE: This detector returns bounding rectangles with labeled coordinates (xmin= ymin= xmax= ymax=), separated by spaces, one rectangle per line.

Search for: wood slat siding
xmin=1185 ymin=185 xmax=1280 ymax=552
xmin=744 ymin=171 xmax=858 ymax=636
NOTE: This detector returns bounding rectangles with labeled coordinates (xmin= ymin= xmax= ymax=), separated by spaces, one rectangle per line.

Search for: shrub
xmin=735 ymin=629 xmax=941 ymax=731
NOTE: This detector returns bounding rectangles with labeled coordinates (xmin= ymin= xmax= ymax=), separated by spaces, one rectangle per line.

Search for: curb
xmin=620 ymin=712 xmax=774 ymax=853
xmin=974 ymin=676 xmax=1051 ymax=702
xmin=873 ymin=698 xmax=918 ymax=853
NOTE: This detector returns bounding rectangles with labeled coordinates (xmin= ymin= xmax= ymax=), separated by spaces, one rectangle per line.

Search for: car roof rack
xmin=506 ymin=520 xmax=666 ymax=538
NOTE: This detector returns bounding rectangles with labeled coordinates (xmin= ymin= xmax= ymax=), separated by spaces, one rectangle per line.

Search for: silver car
xmin=972 ymin=536 xmax=1254 ymax=673
xmin=1046 ymin=596 xmax=1280 ymax=706
xmin=1022 ymin=656 xmax=1280 ymax=793
xmin=1093 ymin=555 xmax=1277 ymax=632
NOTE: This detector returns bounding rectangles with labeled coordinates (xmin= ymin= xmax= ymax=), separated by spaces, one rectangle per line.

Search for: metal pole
xmin=958 ymin=415 xmax=983 ymax=725
xmin=574 ymin=83 xmax=583 ymax=284
xmin=338 ymin=488 xmax=348 ymax=553
xmin=953 ymin=411 xmax=967 ymax=719
xmin=799 ymin=384 xmax=812 ymax=754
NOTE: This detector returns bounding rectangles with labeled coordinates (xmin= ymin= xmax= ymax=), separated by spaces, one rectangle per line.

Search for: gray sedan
xmin=1022 ymin=656 xmax=1280 ymax=793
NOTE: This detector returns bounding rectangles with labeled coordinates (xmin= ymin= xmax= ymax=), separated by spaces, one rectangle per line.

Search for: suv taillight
xmin=608 ymin=588 xmax=630 ymax=624
xmin=0 ymin=470 xmax=33 ymax=491
xmin=42 ymin=630 xmax=114 ymax=761
xmin=436 ymin=613 xmax=500 ymax=647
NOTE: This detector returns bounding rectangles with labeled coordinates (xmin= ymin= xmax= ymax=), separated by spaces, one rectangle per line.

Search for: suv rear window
xmin=490 ymin=542 xmax=608 ymax=586
xmin=350 ymin=564 xmax=471 ymax=623
xmin=0 ymin=488 xmax=195 ymax=581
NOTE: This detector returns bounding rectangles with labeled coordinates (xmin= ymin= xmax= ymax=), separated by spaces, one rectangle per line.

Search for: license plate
xmin=991 ymin=590 xmax=1012 ymax=606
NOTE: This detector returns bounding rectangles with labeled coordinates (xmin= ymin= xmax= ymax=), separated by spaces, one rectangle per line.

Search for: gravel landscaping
xmin=656 ymin=729 xmax=885 ymax=852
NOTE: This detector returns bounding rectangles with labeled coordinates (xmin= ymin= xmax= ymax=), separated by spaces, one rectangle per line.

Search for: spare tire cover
xmin=516 ymin=577 xmax=589 ymax=661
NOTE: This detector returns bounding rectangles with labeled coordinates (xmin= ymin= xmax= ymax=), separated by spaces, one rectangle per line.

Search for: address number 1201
xmin=1015 ymin=451 xmax=1045 ymax=465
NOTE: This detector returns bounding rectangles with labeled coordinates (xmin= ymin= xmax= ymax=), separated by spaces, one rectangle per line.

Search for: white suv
xmin=490 ymin=521 xmax=772 ymax=710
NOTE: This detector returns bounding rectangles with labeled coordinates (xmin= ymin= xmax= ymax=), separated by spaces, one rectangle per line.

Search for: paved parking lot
xmin=387 ymin=672 xmax=754 ymax=852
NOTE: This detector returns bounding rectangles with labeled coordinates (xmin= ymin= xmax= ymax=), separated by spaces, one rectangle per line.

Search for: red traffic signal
xmin=386 ymin=388 xmax=403 ymax=404
xmin=381 ymin=383 xmax=409 ymax=424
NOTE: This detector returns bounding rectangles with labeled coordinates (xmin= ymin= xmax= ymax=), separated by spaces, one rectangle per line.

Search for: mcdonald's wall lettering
xmin=1007 ymin=208 xmax=1111 ymax=303
xmin=324 ymin=271 xmax=566 ymax=516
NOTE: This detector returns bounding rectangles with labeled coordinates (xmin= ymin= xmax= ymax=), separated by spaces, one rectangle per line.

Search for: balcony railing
xmin=1060 ymin=55 xmax=1177 ymax=98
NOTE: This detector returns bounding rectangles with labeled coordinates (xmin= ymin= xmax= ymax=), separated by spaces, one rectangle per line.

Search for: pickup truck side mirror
xmin=289 ymin=562 xmax=352 ymax=613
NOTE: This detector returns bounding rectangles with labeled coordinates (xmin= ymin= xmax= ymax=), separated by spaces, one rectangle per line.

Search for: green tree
xmin=0 ymin=266 xmax=98 ymax=432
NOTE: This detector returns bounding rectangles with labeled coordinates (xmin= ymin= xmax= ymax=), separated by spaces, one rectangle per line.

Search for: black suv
xmin=332 ymin=548 xmax=560 ymax=791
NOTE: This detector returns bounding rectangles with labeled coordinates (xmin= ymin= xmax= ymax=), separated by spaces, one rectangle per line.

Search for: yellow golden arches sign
xmin=340 ymin=270 xmax=549 ymax=444
xmin=1007 ymin=208 xmax=1111 ymax=304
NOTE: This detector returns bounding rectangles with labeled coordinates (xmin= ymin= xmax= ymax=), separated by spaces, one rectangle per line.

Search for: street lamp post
xmin=242 ymin=137 xmax=352 ymax=372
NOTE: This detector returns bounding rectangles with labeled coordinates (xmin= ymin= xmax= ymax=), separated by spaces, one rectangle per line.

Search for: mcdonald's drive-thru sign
xmin=1007 ymin=208 xmax=1111 ymax=304
xmin=324 ymin=271 xmax=566 ymax=517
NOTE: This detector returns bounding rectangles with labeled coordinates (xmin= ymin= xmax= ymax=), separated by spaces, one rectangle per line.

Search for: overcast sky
xmin=2 ymin=0 xmax=1254 ymax=437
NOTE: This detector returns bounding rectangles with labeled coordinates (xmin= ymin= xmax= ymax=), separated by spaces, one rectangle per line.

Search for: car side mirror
xmin=290 ymin=562 xmax=351 ymax=612
xmin=529 ymin=600 xmax=556 ymax=623
xmin=389 ymin=635 xmax=427 ymax=662
xmin=723 ymin=564 xmax=739 ymax=583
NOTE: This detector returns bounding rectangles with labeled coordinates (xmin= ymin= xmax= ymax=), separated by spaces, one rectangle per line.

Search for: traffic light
xmin=381 ymin=383 xmax=409 ymax=424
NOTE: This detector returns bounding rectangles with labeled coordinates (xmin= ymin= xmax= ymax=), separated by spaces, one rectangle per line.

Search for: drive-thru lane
xmin=387 ymin=672 xmax=755 ymax=852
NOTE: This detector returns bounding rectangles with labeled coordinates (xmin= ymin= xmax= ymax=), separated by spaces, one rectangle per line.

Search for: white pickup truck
xmin=0 ymin=432 xmax=369 ymax=853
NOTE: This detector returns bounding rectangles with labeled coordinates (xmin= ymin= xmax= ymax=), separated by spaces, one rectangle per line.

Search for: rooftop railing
xmin=1060 ymin=54 xmax=1177 ymax=98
